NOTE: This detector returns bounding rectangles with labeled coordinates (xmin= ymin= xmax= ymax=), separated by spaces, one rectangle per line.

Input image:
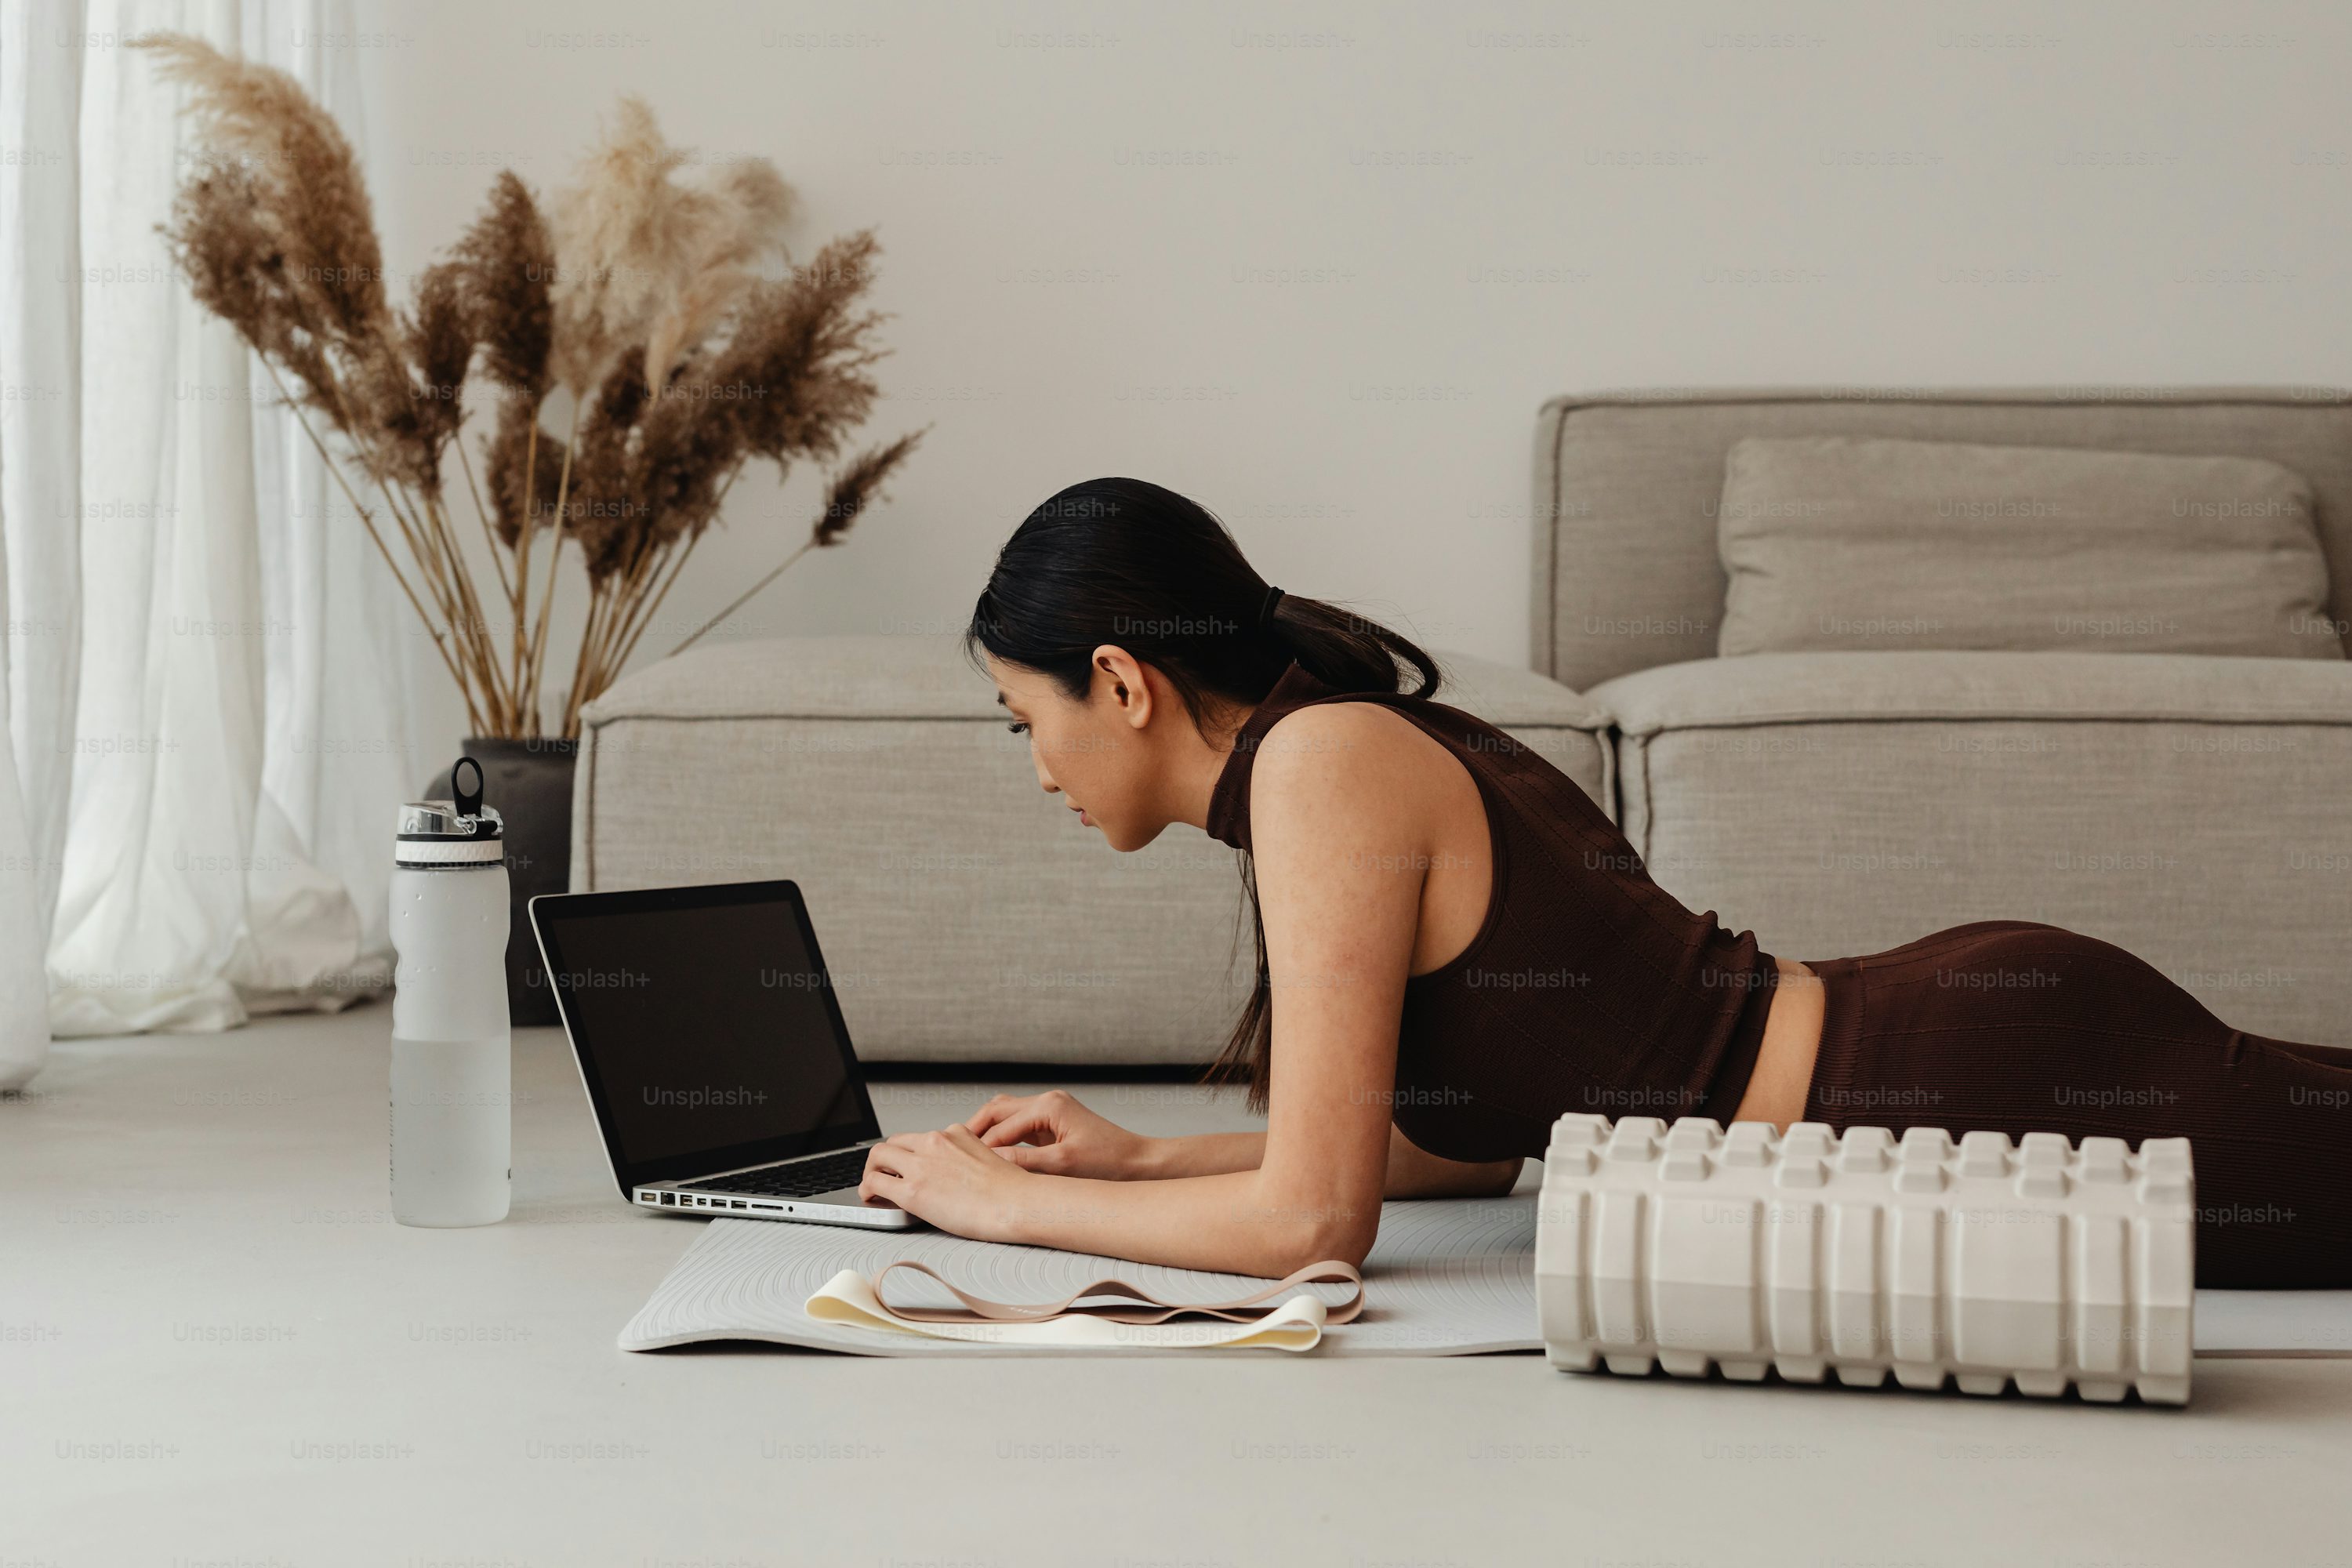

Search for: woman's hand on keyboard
xmin=964 ymin=1091 xmax=1148 ymax=1180
xmin=858 ymin=1123 xmax=1034 ymax=1243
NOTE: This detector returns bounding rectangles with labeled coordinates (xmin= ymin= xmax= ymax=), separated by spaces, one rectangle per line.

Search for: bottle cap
xmin=397 ymin=757 xmax=506 ymax=867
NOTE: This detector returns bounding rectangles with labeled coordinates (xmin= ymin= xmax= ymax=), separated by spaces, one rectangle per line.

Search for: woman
xmin=858 ymin=477 xmax=2352 ymax=1289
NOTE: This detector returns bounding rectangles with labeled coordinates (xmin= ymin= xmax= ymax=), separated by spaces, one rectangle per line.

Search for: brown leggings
xmin=1800 ymin=920 xmax=2352 ymax=1289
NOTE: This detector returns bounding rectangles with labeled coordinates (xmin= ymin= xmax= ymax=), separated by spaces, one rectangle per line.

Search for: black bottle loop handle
xmin=452 ymin=756 xmax=485 ymax=821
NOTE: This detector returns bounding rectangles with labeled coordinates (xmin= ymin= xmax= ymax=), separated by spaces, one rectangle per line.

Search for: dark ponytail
xmin=966 ymin=476 xmax=1441 ymax=1113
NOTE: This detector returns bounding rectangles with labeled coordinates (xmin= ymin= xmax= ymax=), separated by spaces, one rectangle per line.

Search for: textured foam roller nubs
xmin=1535 ymin=1116 xmax=2195 ymax=1404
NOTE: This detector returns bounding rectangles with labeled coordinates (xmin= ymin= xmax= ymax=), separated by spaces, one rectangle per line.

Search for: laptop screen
xmin=530 ymin=880 xmax=881 ymax=1189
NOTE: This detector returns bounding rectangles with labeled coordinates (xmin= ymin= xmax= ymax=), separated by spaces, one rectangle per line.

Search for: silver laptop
xmin=529 ymin=879 xmax=919 ymax=1229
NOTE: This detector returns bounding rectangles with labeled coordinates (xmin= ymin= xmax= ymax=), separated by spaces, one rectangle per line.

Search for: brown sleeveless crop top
xmin=1203 ymin=660 xmax=1780 ymax=1163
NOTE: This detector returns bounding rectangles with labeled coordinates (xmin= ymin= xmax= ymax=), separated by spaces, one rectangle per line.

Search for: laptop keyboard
xmin=680 ymin=1146 xmax=873 ymax=1200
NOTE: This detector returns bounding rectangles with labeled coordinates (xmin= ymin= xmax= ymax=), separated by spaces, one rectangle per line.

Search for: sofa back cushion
xmin=1713 ymin=434 xmax=2339 ymax=659
xmin=1531 ymin=388 xmax=2352 ymax=689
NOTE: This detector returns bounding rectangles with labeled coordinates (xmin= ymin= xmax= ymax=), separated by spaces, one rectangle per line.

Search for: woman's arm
xmin=965 ymin=1091 xmax=1519 ymax=1195
xmin=1129 ymin=1130 xmax=1265 ymax=1178
xmin=862 ymin=703 xmax=1443 ymax=1274
xmin=859 ymin=1115 xmax=1523 ymax=1279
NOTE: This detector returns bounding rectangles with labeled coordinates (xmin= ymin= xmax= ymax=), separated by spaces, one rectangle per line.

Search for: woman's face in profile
xmin=985 ymin=653 xmax=1160 ymax=852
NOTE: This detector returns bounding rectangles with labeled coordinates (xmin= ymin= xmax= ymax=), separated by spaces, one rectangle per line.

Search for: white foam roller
xmin=1535 ymin=1115 xmax=2194 ymax=1404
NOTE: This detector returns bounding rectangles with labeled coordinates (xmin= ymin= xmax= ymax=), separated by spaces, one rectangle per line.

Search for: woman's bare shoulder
xmin=1249 ymin=700 xmax=1461 ymax=815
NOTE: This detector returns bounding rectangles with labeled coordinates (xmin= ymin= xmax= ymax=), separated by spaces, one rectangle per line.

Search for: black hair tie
xmin=1258 ymin=584 xmax=1285 ymax=628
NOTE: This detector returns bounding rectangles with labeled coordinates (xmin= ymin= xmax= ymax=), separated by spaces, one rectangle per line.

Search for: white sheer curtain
xmin=0 ymin=0 xmax=85 ymax=1086
xmin=0 ymin=0 xmax=420 ymax=1071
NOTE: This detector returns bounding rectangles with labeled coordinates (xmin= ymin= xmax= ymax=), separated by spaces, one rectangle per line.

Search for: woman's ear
xmin=1088 ymin=644 xmax=1155 ymax=728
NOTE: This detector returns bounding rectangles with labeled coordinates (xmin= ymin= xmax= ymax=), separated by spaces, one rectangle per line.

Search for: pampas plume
xmin=399 ymin=262 xmax=474 ymax=488
xmin=642 ymin=159 xmax=796 ymax=390
xmin=136 ymin=32 xmax=390 ymax=352
xmin=814 ymin=430 xmax=927 ymax=547
xmin=455 ymin=171 xmax=555 ymax=398
xmin=715 ymin=230 xmax=890 ymax=467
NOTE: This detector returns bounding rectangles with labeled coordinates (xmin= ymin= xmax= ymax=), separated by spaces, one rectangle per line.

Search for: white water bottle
xmin=390 ymin=757 xmax=512 ymax=1227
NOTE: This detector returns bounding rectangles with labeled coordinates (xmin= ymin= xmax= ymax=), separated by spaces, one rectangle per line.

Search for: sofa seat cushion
xmin=574 ymin=633 xmax=1613 ymax=1065
xmin=1585 ymin=650 xmax=2352 ymax=1047
xmin=1592 ymin=648 xmax=2352 ymax=734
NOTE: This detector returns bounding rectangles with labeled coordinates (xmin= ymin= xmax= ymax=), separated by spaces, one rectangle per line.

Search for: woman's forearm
xmin=1130 ymin=1131 xmax=1265 ymax=1179
xmin=1007 ymin=1167 xmax=1370 ymax=1276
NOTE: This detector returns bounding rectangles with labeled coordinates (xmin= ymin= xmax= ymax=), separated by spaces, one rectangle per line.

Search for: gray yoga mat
xmin=619 ymin=1194 xmax=2352 ymax=1359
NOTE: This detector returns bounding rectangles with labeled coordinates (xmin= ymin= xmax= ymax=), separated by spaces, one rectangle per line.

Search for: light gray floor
xmin=7 ymin=1006 xmax=2347 ymax=1566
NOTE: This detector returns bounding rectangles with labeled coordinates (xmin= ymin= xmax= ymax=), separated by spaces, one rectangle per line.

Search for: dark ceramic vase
xmin=419 ymin=738 xmax=578 ymax=1025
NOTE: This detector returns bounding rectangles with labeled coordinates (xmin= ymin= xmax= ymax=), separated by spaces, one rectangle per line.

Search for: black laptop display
xmin=528 ymin=880 xmax=884 ymax=1194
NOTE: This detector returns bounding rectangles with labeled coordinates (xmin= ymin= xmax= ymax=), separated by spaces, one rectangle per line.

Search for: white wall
xmin=354 ymin=0 xmax=2352 ymax=742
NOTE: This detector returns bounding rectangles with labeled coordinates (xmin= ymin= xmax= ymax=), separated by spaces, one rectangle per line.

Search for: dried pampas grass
xmin=144 ymin=43 xmax=921 ymax=739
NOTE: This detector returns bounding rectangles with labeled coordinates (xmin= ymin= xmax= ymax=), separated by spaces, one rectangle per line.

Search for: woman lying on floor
xmin=857 ymin=477 xmax=2352 ymax=1290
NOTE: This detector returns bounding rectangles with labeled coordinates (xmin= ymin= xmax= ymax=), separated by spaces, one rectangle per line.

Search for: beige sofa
xmin=575 ymin=387 xmax=2352 ymax=1062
